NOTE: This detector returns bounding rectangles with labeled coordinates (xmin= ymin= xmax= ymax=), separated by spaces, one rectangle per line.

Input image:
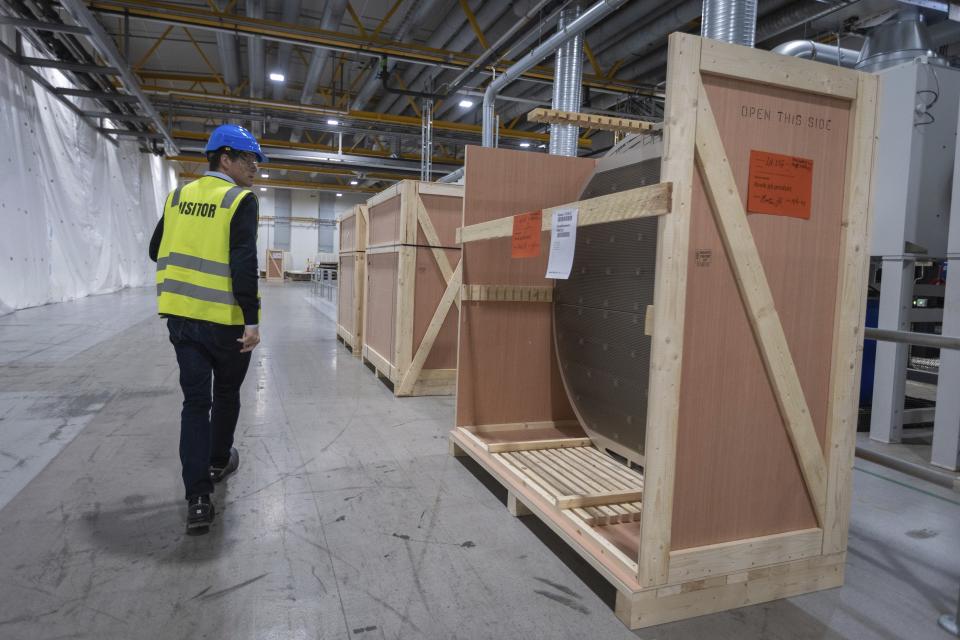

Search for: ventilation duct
xmin=701 ymin=0 xmax=758 ymax=46
xmin=550 ymin=4 xmax=585 ymax=157
xmin=856 ymin=7 xmax=940 ymax=73
xmin=772 ymin=40 xmax=860 ymax=68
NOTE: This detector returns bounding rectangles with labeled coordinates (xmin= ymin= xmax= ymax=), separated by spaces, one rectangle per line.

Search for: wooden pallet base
xmin=449 ymin=426 xmax=846 ymax=629
xmin=361 ymin=345 xmax=455 ymax=397
xmin=336 ymin=325 xmax=361 ymax=357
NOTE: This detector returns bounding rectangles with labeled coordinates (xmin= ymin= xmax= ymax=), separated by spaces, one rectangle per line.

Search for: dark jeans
xmin=167 ymin=316 xmax=251 ymax=500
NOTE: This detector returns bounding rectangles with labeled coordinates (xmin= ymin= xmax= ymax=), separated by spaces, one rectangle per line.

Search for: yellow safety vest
xmin=156 ymin=176 xmax=256 ymax=325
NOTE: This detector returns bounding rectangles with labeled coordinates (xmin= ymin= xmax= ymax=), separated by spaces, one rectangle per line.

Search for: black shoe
xmin=186 ymin=495 xmax=215 ymax=534
xmin=209 ymin=447 xmax=239 ymax=483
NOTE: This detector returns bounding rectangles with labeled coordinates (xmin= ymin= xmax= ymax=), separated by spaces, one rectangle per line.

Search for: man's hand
xmin=237 ymin=326 xmax=260 ymax=353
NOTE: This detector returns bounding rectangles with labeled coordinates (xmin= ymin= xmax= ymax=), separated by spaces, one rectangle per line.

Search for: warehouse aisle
xmin=0 ymin=283 xmax=957 ymax=640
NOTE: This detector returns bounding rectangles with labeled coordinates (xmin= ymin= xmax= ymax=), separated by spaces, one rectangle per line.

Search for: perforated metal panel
xmin=554 ymin=135 xmax=662 ymax=467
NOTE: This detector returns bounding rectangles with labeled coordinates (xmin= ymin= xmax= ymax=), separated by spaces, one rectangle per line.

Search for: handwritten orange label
xmin=511 ymin=210 xmax=542 ymax=258
xmin=747 ymin=150 xmax=813 ymax=220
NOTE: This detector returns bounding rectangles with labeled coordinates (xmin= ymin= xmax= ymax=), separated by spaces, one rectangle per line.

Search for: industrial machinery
xmin=553 ymin=134 xmax=662 ymax=468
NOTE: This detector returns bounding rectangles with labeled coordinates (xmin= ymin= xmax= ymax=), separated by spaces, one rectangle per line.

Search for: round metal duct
xmin=553 ymin=134 xmax=662 ymax=468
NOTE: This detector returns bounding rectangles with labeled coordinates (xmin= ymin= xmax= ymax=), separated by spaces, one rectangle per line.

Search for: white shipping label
xmin=545 ymin=207 xmax=579 ymax=280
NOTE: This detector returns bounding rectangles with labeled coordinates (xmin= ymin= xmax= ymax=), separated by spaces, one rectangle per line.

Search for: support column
xmin=932 ymin=124 xmax=960 ymax=470
xmin=870 ymin=257 xmax=914 ymax=443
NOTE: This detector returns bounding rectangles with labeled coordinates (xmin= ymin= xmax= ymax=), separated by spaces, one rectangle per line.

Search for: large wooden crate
xmin=336 ymin=205 xmax=368 ymax=355
xmin=362 ymin=181 xmax=464 ymax=396
xmin=451 ymin=33 xmax=878 ymax=629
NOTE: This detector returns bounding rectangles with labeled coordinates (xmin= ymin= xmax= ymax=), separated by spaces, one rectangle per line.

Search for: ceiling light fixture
xmin=458 ymin=99 xmax=474 ymax=108
xmin=259 ymin=187 xmax=267 ymax=191
xmin=260 ymin=173 xmax=268 ymax=178
xmin=519 ymin=142 xmax=531 ymax=148
xmin=349 ymin=180 xmax=359 ymax=185
xmin=327 ymin=118 xmax=339 ymax=126
xmin=268 ymin=72 xmax=285 ymax=82
xmin=336 ymin=192 xmax=343 ymax=197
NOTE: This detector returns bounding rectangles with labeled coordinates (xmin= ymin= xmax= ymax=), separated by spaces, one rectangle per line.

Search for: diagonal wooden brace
xmin=693 ymin=79 xmax=828 ymax=526
xmin=417 ymin=199 xmax=461 ymax=311
xmin=396 ymin=260 xmax=462 ymax=396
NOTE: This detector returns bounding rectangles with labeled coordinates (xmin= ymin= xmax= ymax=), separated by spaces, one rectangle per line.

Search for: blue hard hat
xmin=204 ymin=124 xmax=267 ymax=163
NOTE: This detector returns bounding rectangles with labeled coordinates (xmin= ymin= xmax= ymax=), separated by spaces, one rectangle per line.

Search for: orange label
xmin=747 ymin=150 xmax=813 ymax=220
xmin=511 ymin=210 xmax=542 ymax=258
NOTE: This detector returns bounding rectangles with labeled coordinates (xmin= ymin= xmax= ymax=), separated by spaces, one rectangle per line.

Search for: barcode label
xmin=546 ymin=207 xmax=578 ymax=280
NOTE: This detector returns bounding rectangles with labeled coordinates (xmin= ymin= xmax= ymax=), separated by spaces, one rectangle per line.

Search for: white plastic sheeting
xmin=0 ymin=39 xmax=176 ymax=315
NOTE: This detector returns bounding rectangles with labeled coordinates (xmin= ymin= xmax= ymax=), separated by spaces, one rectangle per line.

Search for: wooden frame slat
xmin=457 ymin=182 xmax=673 ymax=244
xmin=822 ymin=73 xmax=880 ymax=554
xmin=527 ymin=107 xmax=660 ymax=133
xmin=636 ymin=32 xmax=701 ymax=588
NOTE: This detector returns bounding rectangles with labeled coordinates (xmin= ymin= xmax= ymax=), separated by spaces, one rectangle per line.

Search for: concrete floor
xmin=0 ymin=282 xmax=958 ymax=640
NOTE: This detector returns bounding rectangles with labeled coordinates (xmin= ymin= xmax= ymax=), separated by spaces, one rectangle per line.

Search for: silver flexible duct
xmin=482 ymin=0 xmax=627 ymax=147
xmin=772 ymin=40 xmax=860 ymax=68
xmin=701 ymin=0 xmax=757 ymax=46
xmin=549 ymin=3 xmax=584 ymax=157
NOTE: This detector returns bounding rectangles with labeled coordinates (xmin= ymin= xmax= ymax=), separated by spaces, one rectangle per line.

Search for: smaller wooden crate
xmin=336 ymin=205 xmax=368 ymax=355
xmin=265 ymin=249 xmax=284 ymax=281
xmin=362 ymin=181 xmax=463 ymax=396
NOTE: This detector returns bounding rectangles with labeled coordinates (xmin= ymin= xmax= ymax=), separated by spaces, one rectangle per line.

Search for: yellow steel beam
xmin=458 ymin=0 xmax=489 ymax=49
xmin=178 ymin=172 xmax=381 ymax=193
xmin=337 ymin=62 xmax=370 ymax=109
xmin=157 ymin=89 xmax=591 ymax=146
xmin=132 ymin=24 xmax=173 ymax=70
xmin=606 ymin=58 xmax=625 ymax=80
xmin=172 ymin=129 xmax=464 ymax=164
xmin=182 ymin=27 xmax=228 ymax=91
xmin=89 ymin=0 xmax=649 ymax=96
xmin=583 ymin=41 xmax=602 ymax=77
xmin=170 ymin=155 xmax=407 ymax=181
xmin=345 ymin=2 xmax=367 ymax=38
xmin=394 ymin=74 xmax=421 ymax=118
xmin=372 ymin=0 xmax=404 ymax=38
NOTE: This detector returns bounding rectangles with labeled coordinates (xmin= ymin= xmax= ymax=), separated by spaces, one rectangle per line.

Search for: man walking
xmin=148 ymin=124 xmax=265 ymax=533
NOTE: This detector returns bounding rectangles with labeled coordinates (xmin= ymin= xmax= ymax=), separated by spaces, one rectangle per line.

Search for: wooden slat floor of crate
xmin=492 ymin=445 xmax=643 ymax=527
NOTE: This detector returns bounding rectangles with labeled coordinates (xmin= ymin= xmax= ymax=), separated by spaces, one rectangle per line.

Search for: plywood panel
xmin=369 ymin=194 xmax=402 ymax=246
xmin=413 ymin=246 xmax=461 ymax=370
xmin=365 ymin=251 xmax=398 ymax=363
xmin=670 ymin=75 xmax=851 ymax=549
xmin=420 ymin=193 xmax=463 ymax=248
xmin=340 ymin=212 xmax=357 ymax=252
xmin=457 ymin=146 xmax=596 ymax=427
xmin=338 ymin=253 xmax=355 ymax=329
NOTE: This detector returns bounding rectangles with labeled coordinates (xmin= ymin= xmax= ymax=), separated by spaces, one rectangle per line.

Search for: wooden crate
xmin=362 ymin=181 xmax=464 ymax=396
xmin=451 ymin=33 xmax=878 ymax=629
xmin=265 ymin=249 xmax=284 ymax=281
xmin=336 ymin=205 xmax=368 ymax=355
